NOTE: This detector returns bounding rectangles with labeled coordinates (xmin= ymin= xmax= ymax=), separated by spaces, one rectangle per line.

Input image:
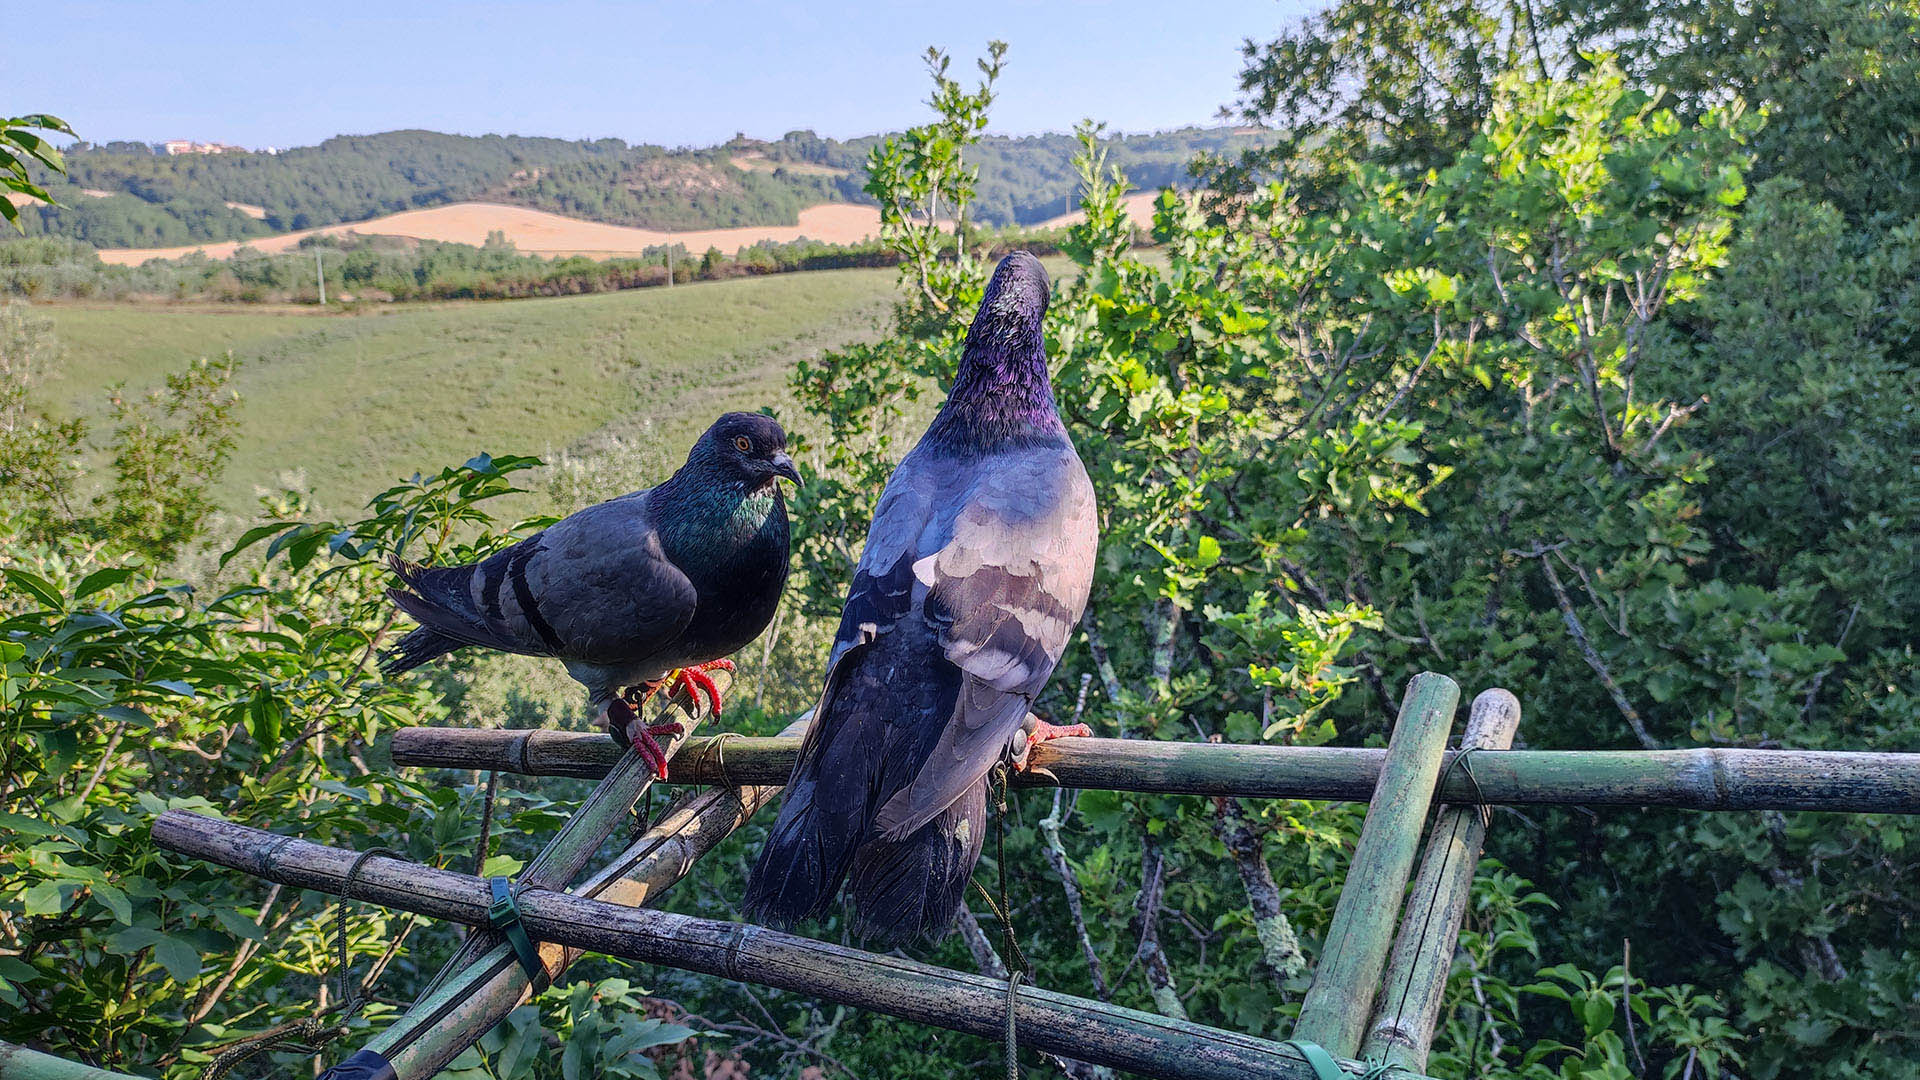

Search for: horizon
xmin=27 ymin=0 xmax=1316 ymax=151
xmin=76 ymin=119 xmax=1272 ymax=156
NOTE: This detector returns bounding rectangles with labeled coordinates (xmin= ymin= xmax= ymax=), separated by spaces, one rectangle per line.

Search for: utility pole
xmin=315 ymin=249 xmax=326 ymax=305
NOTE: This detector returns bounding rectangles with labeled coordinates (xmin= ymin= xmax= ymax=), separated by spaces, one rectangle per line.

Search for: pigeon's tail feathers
xmin=740 ymin=766 xmax=855 ymax=930
xmin=848 ymin=777 xmax=987 ymax=946
xmin=380 ymin=625 xmax=464 ymax=676
xmin=388 ymin=555 xmax=480 ymax=621
xmin=384 ymin=554 xmax=519 ymax=658
xmin=742 ymin=655 xmax=880 ymax=930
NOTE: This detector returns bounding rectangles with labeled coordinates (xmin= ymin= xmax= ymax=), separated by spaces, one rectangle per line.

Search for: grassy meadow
xmin=39 ymin=267 xmax=900 ymax=521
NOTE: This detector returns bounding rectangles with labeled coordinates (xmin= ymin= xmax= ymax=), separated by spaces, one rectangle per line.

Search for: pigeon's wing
xmin=871 ymin=442 xmax=1098 ymax=840
xmin=818 ymin=448 xmax=951 ymax=673
xmin=389 ymin=491 xmax=698 ymax=666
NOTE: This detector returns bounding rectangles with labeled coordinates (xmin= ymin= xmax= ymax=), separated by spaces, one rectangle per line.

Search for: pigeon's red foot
xmin=1015 ymin=718 xmax=1093 ymax=778
xmin=630 ymin=717 xmax=685 ymax=780
xmin=605 ymin=694 xmax=685 ymax=779
xmin=666 ymin=658 xmax=735 ymax=717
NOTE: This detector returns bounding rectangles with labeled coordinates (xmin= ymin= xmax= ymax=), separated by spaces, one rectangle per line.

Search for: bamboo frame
xmin=1362 ymin=688 xmax=1522 ymax=1070
xmin=1294 ymin=672 xmax=1459 ymax=1057
xmin=389 ymin=727 xmax=1920 ymax=814
xmin=0 ymin=1045 xmax=138 ymax=1080
xmin=118 ymin=666 xmax=1920 ymax=1080
xmin=344 ymin=714 xmax=807 ymax=1080
xmin=418 ymin=673 xmax=723 ymax=992
xmin=151 ymin=811 xmax=1429 ymax=1080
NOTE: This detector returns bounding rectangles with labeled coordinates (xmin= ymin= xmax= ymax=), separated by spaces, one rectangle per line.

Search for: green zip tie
xmin=1282 ymin=1040 xmax=1347 ymax=1080
xmin=487 ymin=876 xmax=546 ymax=985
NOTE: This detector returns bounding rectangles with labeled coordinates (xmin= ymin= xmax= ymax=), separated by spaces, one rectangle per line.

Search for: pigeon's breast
xmin=674 ymin=503 xmax=791 ymax=664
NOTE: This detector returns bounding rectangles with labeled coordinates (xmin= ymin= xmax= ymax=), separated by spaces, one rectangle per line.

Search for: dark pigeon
xmin=743 ymin=252 xmax=1098 ymax=945
xmin=381 ymin=412 xmax=799 ymax=776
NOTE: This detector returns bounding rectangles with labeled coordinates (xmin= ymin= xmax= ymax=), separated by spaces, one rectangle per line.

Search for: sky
xmin=25 ymin=1 xmax=1320 ymax=151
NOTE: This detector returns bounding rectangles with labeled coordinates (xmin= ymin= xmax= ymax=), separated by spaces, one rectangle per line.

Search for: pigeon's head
xmin=969 ymin=251 xmax=1051 ymax=353
xmin=699 ymin=412 xmax=799 ymax=488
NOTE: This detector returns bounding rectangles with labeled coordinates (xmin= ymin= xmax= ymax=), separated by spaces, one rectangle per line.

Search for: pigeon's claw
xmin=1013 ymin=718 xmax=1093 ymax=773
xmin=630 ymin=719 xmax=686 ymax=780
xmin=669 ymin=658 xmax=735 ymax=717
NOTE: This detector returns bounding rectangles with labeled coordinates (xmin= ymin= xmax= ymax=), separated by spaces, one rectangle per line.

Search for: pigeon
xmin=380 ymin=412 xmax=799 ymax=777
xmin=743 ymin=252 xmax=1098 ymax=945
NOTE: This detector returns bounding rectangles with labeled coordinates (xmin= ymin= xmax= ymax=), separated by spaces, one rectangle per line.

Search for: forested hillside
xmin=3 ymin=4 xmax=1917 ymax=1080
xmin=12 ymin=126 xmax=1259 ymax=247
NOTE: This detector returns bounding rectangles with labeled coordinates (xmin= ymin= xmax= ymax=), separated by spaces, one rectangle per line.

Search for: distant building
xmin=160 ymin=140 xmax=246 ymax=156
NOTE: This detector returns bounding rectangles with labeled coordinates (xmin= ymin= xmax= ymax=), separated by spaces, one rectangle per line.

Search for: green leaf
xmin=1581 ymin=992 xmax=1614 ymax=1037
xmin=101 ymin=705 xmax=154 ymax=729
xmin=20 ymin=880 xmax=66 ymax=916
xmin=153 ymin=936 xmax=204 ymax=983
xmin=4 ymin=570 xmax=64 ymax=609
xmin=91 ymin=883 xmax=133 ymax=925
xmin=74 ymin=568 xmax=135 ymax=601
xmin=1194 ymin=535 xmax=1222 ymax=568
xmin=482 ymin=854 xmax=526 ymax=877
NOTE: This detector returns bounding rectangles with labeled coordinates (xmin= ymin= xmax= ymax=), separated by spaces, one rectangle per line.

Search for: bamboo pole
xmin=1362 ymin=688 xmax=1522 ymax=1070
xmin=421 ymin=672 xmax=724 ymax=987
xmin=388 ymin=726 xmax=1920 ymax=814
xmin=0 ymin=1045 xmax=140 ymax=1080
xmin=343 ymin=715 xmax=808 ymax=1080
xmin=1293 ymin=672 xmax=1459 ymax=1058
xmin=152 ymin=812 xmax=1429 ymax=1080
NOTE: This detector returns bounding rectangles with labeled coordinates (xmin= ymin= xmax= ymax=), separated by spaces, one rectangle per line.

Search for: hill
xmin=37 ymin=267 xmax=899 ymax=516
xmin=12 ymin=127 xmax=1261 ymax=248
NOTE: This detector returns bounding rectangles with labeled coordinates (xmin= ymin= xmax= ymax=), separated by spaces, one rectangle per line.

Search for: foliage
xmin=0 ymin=114 xmax=74 ymax=231
xmin=1210 ymin=0 xmax=1920 ymax=228
xmin=1 ymin=300 xmax=237 ymax=561
xmin=0 ymin=302 xmax=86 ymax=531
xmin=0 ymin=447 xmax=726 ymax=1077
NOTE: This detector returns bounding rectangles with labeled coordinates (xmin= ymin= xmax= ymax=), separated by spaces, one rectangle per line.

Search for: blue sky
xmin=26 ymin=1 xmax=1319 ymax=150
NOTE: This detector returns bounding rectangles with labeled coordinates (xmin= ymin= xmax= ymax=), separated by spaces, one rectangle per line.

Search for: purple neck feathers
xmin=928 ymin=252 xmax=1065 ymax=451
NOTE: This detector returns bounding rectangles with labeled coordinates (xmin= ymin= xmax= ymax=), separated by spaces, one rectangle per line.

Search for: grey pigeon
xmin=381 ymin=412 xmax=799 ymax=776
xmin=743 ymin=253 xmax=1098 ymax=944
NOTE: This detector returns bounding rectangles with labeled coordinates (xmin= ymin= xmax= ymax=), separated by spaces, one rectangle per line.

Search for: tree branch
xmin=1523 ymin=545 xmax=1659 ymax=749
xmin=1213 ymin=798 xmax=1307 ymax=988
xmin=1129 ymin=837 xmax=1189 ymax=1021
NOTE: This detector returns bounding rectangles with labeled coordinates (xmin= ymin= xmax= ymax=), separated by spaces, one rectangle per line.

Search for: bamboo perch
xmin=1294 ymin=672 xmax=1459 ymax=1057
xmin=348 ymin=714 xmax=808 ymax=1080
xmin=1362 ymin=688 xmax=1522 ymax=1070
xmin=152 ymin=812 xmax=1428 ymax=1080
xmin=0 ymin=1044 xmax=140 ymax=1080
xmin=389 ymin=726 xmax=1920 ymax=814
xmin=418 ymin=672 xmax=724 ymax=992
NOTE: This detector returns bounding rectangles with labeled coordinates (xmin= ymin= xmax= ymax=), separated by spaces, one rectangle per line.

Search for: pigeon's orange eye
xmin=734 ymin=436 xmax=752 ymax=452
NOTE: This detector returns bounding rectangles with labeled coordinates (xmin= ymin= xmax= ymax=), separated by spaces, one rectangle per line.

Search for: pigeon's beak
xmin=770 ymin=451 xmax=800 ymax=484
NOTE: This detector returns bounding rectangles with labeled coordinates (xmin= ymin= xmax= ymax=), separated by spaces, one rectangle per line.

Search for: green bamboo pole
xmin=388 ymin=726 xmax=1920 ymax=814
xmin=1293 ymin=672 xmax=1459 ymax=1058
xmin=151 ymin=812 xmax=1430 ymax=1080
xmin=347 ymin=714 xmax=808 ymax=1080
xmin=0 ymin=1045 xmax=140 ymax=1080
xmin=1362 ymin=688 xmax=1522 ymax=1070
xmin=422 ymin=673 xmax=723 ymax=989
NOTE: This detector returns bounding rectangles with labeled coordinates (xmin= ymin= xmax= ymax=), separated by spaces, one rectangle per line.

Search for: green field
xmin=40 ymin=269 xmax=899 ymax=519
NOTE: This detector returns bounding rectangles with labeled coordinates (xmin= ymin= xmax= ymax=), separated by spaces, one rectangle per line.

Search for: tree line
xmin=4 ymin=126 xmax=1262 ymax=249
